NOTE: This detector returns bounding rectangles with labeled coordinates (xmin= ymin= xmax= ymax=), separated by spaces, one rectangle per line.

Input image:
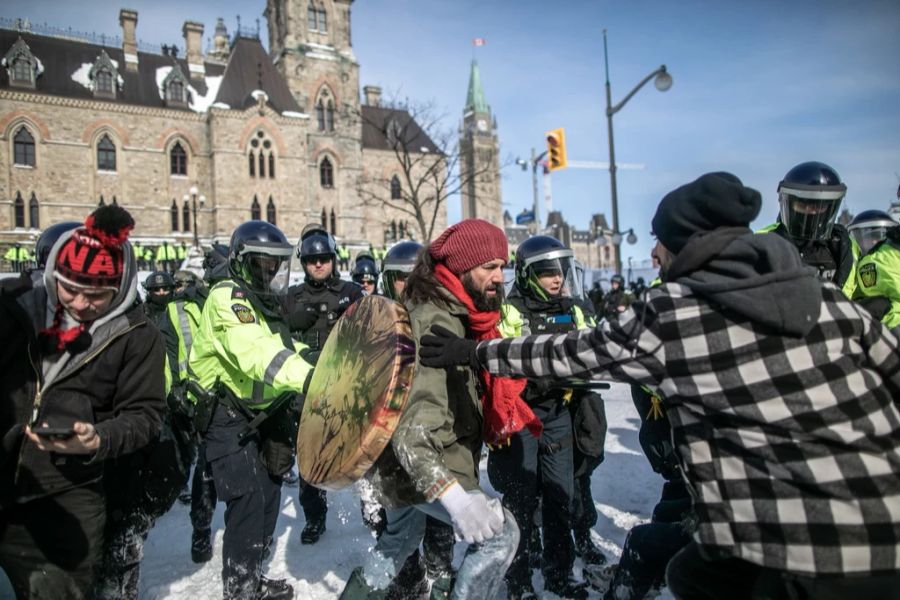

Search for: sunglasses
xmin=303 ymin=256 xmax=331 ymax=265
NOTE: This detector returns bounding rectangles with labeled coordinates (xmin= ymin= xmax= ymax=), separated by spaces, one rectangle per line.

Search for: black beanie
xmin=651 ymin=172 xmax=762 ymax=254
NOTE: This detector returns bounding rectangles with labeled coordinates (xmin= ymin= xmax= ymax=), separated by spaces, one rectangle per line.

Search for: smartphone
xmin=32 ymin=426 xmax=76 ymax=440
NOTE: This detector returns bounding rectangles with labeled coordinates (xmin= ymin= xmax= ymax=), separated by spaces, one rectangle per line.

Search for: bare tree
xmin=355 ymin=98 xmax=502 ymax=243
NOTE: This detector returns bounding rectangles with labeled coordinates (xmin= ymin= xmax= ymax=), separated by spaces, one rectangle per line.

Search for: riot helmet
xmin=848 ymin=210 xmax=898 ymax=255
xmin=35 ymin=221 xmax=81 ymax=269
xmin=298 ymin=226 xmax=337 ymax=283
xmin=382 ymin=241 xmax=423 ymax=301
xmin=351 ymin=255 xmax=379 ymax=294
xmin=514 ymin=236 xmax=581 ymax=300
xmin=173 ymin=269 xmax=200 ymax=292
xmin=202 ymin=242 xmax=230 ymax=284
xmin=777 ymin=161 xmax=847 ymax=241
xmin=228 ymin=220 xmax=293 ymax=310
xmin=611 ymin=274 xmax=625 ymax=289
xmin=143 ymin=270 xmax=176 ymax=305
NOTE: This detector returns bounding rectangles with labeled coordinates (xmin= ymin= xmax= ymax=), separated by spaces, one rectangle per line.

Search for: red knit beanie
xmin=429 ymin=219 xmax=508 ymax=275
xmin=55 ymin=205 xmax=135 ymax=289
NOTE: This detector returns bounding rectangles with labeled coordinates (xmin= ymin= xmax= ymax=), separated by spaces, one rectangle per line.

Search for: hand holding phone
xmin=26 ymin=422 xmax=100 ymax=454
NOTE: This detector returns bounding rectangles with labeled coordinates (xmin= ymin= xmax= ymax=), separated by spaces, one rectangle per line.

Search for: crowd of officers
xmin=2 ymin=239 xmax=194 ymax=274
xmin=2 ymin=159 xmax=900 ymax=600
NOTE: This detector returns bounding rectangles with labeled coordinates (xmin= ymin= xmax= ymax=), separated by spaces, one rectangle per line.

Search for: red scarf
xmin=434 ymin=263 xmax=543 ymax=445
xmin=39 ymin=304 xmax=91 ymax=354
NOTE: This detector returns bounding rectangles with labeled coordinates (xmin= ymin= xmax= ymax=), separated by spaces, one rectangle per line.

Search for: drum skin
xmin=297 ymin=294 xmax=416 ymax=490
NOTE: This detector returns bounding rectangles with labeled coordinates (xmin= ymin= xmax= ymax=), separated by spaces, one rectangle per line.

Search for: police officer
xmin=286 ymin=226 xmax=363 ymax=544
xmin=601 ymin=274 xmax=627 ymax=320
xmin=337 ymin=242 xmax=351 ymax=272
xmin=155 ymin=241 xmax=177 ymax=272
xmin=4 ymin=242 xmax=33 ymax=272
xmin=142 ymin=271 xmax=176 ymax=328
xmin=490 ymin=235 xmax=595 ymax=599
xmin=189 ymin=220 xmax=313 ymax=600
xmin=351 ymin=252 xmax=379 ymax=295
xmin=382 ymin=240 xmax=422 ymax=302
xmin=854 ymin=215 xmax=900 ymax=329
xmin=758 ymin=161 xmax=858 ymax=297
xmin=848 ymin=210 xmax=898 ymax=256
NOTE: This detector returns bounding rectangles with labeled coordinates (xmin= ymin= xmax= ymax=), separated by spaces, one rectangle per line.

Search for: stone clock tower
xmin=459 ymin=60 xmax=503 ymax=225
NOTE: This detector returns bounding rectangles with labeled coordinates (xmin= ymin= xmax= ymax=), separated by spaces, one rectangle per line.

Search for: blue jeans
xmin=363 ymin=492 xmax=520 ymax=600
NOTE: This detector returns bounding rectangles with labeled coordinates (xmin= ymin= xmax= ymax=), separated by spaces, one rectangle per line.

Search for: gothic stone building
xmin=0 ymin=2 xmax=446 ymax=251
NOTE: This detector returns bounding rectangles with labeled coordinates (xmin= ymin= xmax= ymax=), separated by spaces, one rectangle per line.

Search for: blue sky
xmin=4 ymin=0 xmax=899 ymax=265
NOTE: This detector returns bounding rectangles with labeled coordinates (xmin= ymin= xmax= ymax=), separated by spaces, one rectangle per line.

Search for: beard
xmin=462 ymin=273 xmax=504 ymax=312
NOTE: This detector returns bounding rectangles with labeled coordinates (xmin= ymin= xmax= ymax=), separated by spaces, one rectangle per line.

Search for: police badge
xmin=859 ymin=262 xmax=877 ymax=288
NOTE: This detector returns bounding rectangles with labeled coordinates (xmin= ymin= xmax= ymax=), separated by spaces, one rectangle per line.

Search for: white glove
xmin=438 ymin=483 xmax=505 ymax=544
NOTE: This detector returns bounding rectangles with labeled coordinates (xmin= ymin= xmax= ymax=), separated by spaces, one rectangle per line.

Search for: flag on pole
xmin=473 ymin=38 xmax=486 ymax=46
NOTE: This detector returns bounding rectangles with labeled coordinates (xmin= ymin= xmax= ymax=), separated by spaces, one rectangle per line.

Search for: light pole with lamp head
xmin=516 ymin=148 xmax=548 ymax=234
xmin=183 ymin=185 xmax=206 ymax=249
xmin=603 ymin=28 xmax=672 ymax=275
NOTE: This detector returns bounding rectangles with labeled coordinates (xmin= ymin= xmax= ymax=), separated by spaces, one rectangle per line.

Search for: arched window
xmin=13 ymin=192 xmax=25 ymax=228
xmin=390 ymin=220 xmax=398 ymax=240
xmin=390 ymin=175 xmax=401 ymax=200
xmin=249 ymin=131 xmax=275 ymax=178
xmin=321 ymin=207 xmax=327 ymax=227
xmin=97 ymin=134 xmax=116 ymax=171
xmin=182 ymin=201 xmax=191 ymax=232
xmin=315 ymin=88 xmax=335 ymax=132
xmin=5 ymin=38 xmax=38 ymax=88
xmin=89 ymin=49 xmax=119 ymax=99
xmin=170 ymin=199 xmax=179 ymax=231
xmin=268 ymin=153 xmax=276 ymax=179
xmin=111 ymin=196 xmax=118 ymax=206
xmin=330 ymin=208 xmax=336 ymax=235
xmin=320 ymin=156 xmax=334 ymax=188
xmin=251 ymin=196 xmax=261 ymax=220
xmin=266 ymin=197 xmax=276 ymax=225
xmin=316 ymin=99 xmax=325 ymax=132
xmin=13 ymin=126 xmax=35 ymax=167
xmin=248 ymin=151 xmax=255 ymax=177
xmin=12 ymin=58 xmax=32 ymax=83
xmin=28 ymin=193 xmax=39 ymax=228
xmin=98 ymin=195 xmax=106 ymax=207
xmin=170 ymin=142 xmax=187 ymax=176
xmin=258 ymin=151 xmax=266 ymax=178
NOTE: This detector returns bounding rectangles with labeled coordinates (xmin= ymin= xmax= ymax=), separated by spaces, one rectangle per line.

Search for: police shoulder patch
xmin=859 ymin=262 xmax=877 ymax=288
xmin=231 ymin=303 xmax=256 ymax=323
xmin=231 ymin=288 xmax=247 ymax=299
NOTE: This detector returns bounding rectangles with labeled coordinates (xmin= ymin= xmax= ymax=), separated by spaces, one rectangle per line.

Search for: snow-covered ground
xmin=0 ymin=383 xmax=675 ymax=599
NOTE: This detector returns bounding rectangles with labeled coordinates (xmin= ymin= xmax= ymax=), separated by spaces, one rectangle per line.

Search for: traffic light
xmin=546 ymin=128 xmax=568 ymax=171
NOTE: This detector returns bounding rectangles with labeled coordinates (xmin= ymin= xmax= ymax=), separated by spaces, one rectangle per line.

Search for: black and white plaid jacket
xmin=477 ymin=281 xmax=900 ymax=576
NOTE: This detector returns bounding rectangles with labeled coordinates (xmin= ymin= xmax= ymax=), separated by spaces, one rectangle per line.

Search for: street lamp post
xmin=516 ymin=148 xmax=548 ymax=234
xmin=603 ymin=28 xmax=672 ymax=274
xmin=183 ymin=185 xmax=205 ymax=248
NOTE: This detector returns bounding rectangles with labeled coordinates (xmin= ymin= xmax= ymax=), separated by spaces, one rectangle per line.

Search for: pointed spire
xmin=465 ymin=59 xmax=489 ymax=114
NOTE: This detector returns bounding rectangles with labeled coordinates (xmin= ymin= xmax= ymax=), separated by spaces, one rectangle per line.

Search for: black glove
xmin=299 ymin=347 xmax=320 ymax=366
xmin=419 ymin=325 xmax=479 ymax=369
xmin=287 ymin=304 xmax=319 ymax=332
xmin=859 ymin=295 xmax=891 ymax=321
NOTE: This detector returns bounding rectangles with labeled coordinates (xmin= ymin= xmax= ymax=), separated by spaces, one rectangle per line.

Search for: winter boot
xmin=177 ymin=485 xmax=192 ymax=505
xmin=544 ymin=576 xmax=589 ymax=600
xmin=583 ymin=563 xmax=617 ymax=593
xmin=339 ymin=567 xmax=388 ymax=600
xmin=282 ymin=468 xmax=299 ymax=487
xmin=574 ymin=529 xmax=607 ymax=566
xmin=191 ymin=528 xmax=213 ymax=563
xmin=257 ymin=575 xmax=293 ymax=600
xmin=301 ymin=515 xmax=327 ymax=544
xmin=386 ymin=550 xmax=428 ymax=600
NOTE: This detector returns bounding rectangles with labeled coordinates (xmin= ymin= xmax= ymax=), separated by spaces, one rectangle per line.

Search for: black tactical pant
xmin=571 ymin=392 xmax=608 ymax=533
xmin=298 ymin=476 xmax=327 ymax=525
xmin=487 ymin=400 xmax=575 ymax=589
xmin=190 ymin=441 xmax=217 ymax=534
xmin=206 ymin=403 xmax=282 ymax=600
xmin=0 ymin=482 xmax=105 ymax=600
xmin=605 ymin=481 xmax=691 ymax=600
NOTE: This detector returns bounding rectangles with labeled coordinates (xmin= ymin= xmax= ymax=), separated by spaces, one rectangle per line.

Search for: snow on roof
xmin=154 ymin=66 xmax=224 ymax=113
xmin=281 ymin=111 xmax=308 ymax=119
xmin=251 ymin=89 xmax=267 ymax=101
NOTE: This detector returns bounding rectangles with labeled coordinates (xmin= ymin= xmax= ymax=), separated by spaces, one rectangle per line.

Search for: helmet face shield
xmin=236 ymin=243 xmax=293 ymax=300
xmin=777 ymin=182 xmax=845 ymax=241
xmin=522 ymin=249 xmax=582 ymax=300
xmin=851 ymin=226 xmax=892 ymax=254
